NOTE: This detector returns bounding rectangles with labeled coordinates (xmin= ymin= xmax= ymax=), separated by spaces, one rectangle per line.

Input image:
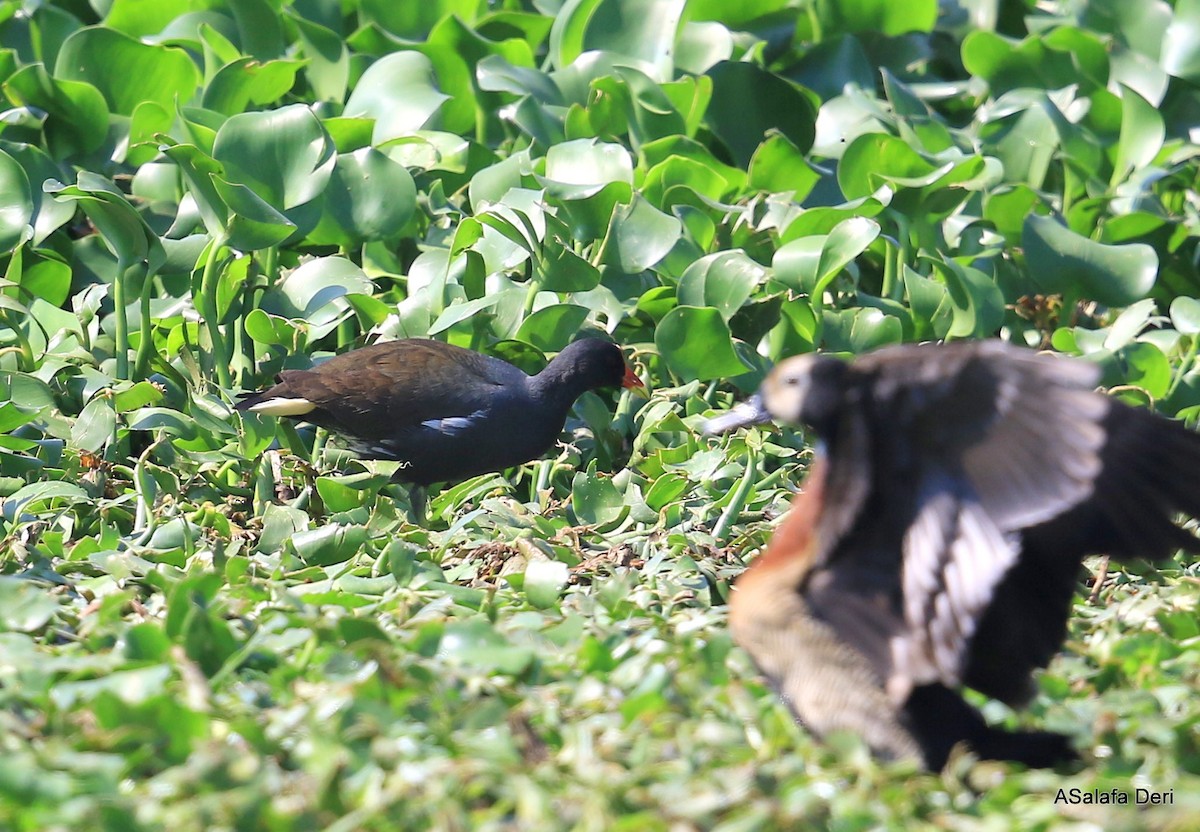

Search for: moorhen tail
xmin=705 ymin=340 xmax=1200 ymax=770
xmin=238 ymin=337 xmax=643 ymax=512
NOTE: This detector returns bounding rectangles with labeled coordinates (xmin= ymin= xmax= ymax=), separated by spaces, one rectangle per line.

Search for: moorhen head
xmin=705 ymin=340 xmax=1200 ymax=769
xmin=238 ymin=337 xmax=643 ymax=498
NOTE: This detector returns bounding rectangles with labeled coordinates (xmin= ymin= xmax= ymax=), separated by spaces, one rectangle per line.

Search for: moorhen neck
xmin=705 ymin=340 xmax=1200 ymax=770
xmin=237 ymin=337 xmax=643 ymax=502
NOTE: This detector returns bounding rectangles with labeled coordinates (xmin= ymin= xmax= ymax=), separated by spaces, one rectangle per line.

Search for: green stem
xmin=712 ymin=446 xmax=758 ymax=545
xmin=198 ymin=236 xmax=231 ymax=388
xmin=1166 ymin=335 xmax=1200 ymax=402
xmin=113 ymin=258 xmax=130 ymax=380
xmin=262 ymin=246 xmax=279 ymax=288
xmin=134 ymin=264 xmax=154 ymax=380
xmin=522 ymin=249 xmax=547 ymax=318
xmin=0 ymin=315 xmax=35 ymax=372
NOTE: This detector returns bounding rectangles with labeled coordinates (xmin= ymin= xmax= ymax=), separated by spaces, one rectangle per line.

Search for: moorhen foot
xmin=705 ymin=340 xmax=1200 ymax=770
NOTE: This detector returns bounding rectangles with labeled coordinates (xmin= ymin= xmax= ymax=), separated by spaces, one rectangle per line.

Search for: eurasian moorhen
xmin=238 ymin=337 xmax=643 ymax=513
xmin=705 ymin=340 xmax=1200 ymax=769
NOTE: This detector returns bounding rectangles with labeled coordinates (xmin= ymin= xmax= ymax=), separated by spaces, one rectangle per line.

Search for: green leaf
xmin=0 ymin=149 xmax=33 ymax=251
xmin=309 ymin=148 xmax=417 ymax=247
xmin=602 ymin=194 xmax=681 ymax=273
xmin=655 ymin=306 xmax=752 ymax=382
xmin=704 ymin=61 xmax=817 ymax=167
xmin=815 ymin=0 xmax=937 ymax=37
xmin=1023 ymin=214 xmax=1158 ymax=307
xmin=570 ymin=462 xmax=626 ymax=527
xmin=1111 ymin=85 xmax=1165 ymax=188
xmin=70 ymin=396 xmax=116 ymax=453
xmin=3 ymin=64 xmax=110 ymax=159
xmin=677 ymin=250 xmax=767 ymax=321
xmin=524 ymin=559 xmax=569 ymax=609
xmin=55 ymin=26 xmax=200 ymax=116
xmin=515 ymin=304 xmax=591 ymax=352
xmin=344 ymin=51 xmax=451 ymax=142
xmin=0 ymin=577 xmax=59 ymax=632
xmin=1170 ymin=297 xmax=1200 ymax=336
xmin=289 ymin=524 xmax=369 ymax=566
xmin=212 ymin=104 xmax=336 ymax=227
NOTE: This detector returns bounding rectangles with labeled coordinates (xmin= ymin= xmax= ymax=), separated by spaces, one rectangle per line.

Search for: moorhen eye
xmin=236 ymin=337 xmax=644 ymax=520
xmin=716 ymin=340 xmax=1200 ymax=770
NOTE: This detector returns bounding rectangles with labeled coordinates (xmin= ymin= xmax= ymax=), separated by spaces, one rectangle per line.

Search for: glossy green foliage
xmin=1 ymin=0 xmax=1199 ymax=829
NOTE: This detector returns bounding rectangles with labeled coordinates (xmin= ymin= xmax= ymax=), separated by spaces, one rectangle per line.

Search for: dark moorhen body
xmin=237 ymin=337 xmax=643 ymax=489
xmin=705 ymin=340 xmax=1200 ymax=770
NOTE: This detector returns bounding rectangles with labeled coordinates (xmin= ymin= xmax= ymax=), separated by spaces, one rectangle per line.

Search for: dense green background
xmin=0 ymin=0 xmax=1198 ymax=829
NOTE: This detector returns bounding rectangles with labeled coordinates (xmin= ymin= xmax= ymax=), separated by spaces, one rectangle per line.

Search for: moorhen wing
xmin=705 ymin=340 xmax=1200 ymax=769
xmin=238 ymin=337 xmax=644 ymax=516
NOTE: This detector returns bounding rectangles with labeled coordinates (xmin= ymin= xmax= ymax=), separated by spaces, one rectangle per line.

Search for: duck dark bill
xmin=700 ymin=394 xmax=771 ymax=435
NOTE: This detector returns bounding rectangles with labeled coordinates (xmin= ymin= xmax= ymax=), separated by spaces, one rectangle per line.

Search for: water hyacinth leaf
xmin=1103 ymin=299 xmax=1157 ymax=351
xmin=212 ymin=104 xmax=336 ymax=218
xmin=44 ymin=174 xmax=164 ymax=270
xmin=244 ymin=309 xmax=300 ymax=348
xmin=3 ymin=481 xmax=90 ymax=522
xmin=5 ymin=143 xmax=77 ymax=244
xmin=643 ymin=471 xmax=688 ymax=511
xmin=0 ymin=372 xmax=55 ymax=411
xmin=903 ymin=267 xmax=953 ymax=341
xmin=1111 ymin=85 xmax=1165 ymax=188
xmin=0 ymin=577 xmax=59 ymax=632
xmin=655 ymin=305 xmax=751 ymax=381
xmin=0 ymin=150 xmax=33 ymax=252
xmin=70 ymin=396 xmax=116 ymax=453
xmin=1170 ymin=297 xmax=1200 ymax=336
xmin=259 ymin=256 xmax=374 ymax=337
xmin=203 ymin=57 xmax=304 ymax=115
xmin=773 ymin=217 xmax=879 ymax=298
xmin=747 ymin=132 xmax=820 ymax=197
xmin=308 ymin=148 xmax=417 ymax=246
xmin=542 ymin=139 xmax=634 ymax=198
xmin=0 ymin=402 xmax=37 ymax=433
xmin=550 ymin=0 xmax=684 ymax=73
xmin=3 ymin=64 xmax=110 ymax=159
xmin=524 ymin=558 xmax=569 ymax=609
xmin=570 ymin=462 xmax=626 ymax=527
xmin=642 ymin=155 xmax=730 ymax=209
xmin=602 ymin=194 xmax=681 ymax=273
xmin=817 ymin=0 xmax=937 ymax=37
xmin=541 ymin=244 xmax=602 ymax=293
xmin=821 ymin=306 xmax=904 ymax=354
xmin=1162 ymin=0 xmax=1200 ymax=82
xmin=515 ymin=304 xmax=591 ymax=352
xmin=209 ymin=176 xmax=297 ymax=250
xmin=1023 ymin=214 xmax=1157 ymax=307
xmin=677 ymin=250 xmax=767 ymax=321
xmin=55 ymin=26 xmax=201 ymax=115
xmin=289 ymin=523 xmax=369 ymax=566
xmin=126 ymin=408 xmax=199 ymax=438
xmin=1115 ymin=341 xmax=1172 ymax=399
xmin=839 ymin=133 xmax=936 ymax=200
xmin=344 ymin=51 xmax=452 ymax=142
xmin=111 ymin=382 xmax=164 ymax=413
xmin=962 ymin=28 xmax=1108 ymax=97
xmin=936 ymin=260 xmax=1005 ymax=339
xmin=704 ymin=61 xmax=817 ymax=167
xmin=438 ymin=619 xmax=534 ymax=676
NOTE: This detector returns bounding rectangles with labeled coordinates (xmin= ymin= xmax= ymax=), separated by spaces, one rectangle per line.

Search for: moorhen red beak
xmin=706 ymin=340 xmax=1200 ymax=770
xmin=237 ymin=337 xmax=643 ymax=519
